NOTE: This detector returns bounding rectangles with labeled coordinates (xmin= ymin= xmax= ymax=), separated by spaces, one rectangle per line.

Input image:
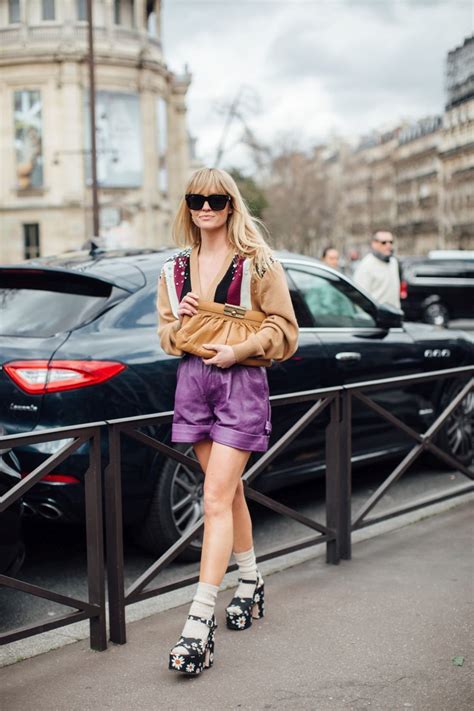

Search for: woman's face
xmin=189 ymin=193 xmax=232 ymax=232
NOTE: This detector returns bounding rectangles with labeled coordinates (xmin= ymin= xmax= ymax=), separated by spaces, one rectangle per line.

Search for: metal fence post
xmin=84 ymin=427 xmax=107 ymax=651
xmin=325 ymin=395 xmax=341 ymax=564
xmin=339 ymin=390 xmax=352 ymax=560
xmin=104 ymin=425 xmax=127 ymax=644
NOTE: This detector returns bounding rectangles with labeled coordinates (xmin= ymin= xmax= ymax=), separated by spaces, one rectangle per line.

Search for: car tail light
xmin=21 ymin=472 xmax=80 ymax=484
xmin=400 ymin=280 xmax=408 ymax=300
xmin=4 ymin=360 xmax=126 ymax=394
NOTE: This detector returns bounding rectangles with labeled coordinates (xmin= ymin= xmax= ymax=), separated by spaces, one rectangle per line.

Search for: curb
xmin=1 ymin=491 xmax=473 ymax=668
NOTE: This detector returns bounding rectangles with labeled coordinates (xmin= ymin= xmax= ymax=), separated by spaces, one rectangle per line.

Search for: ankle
xmin=233 ymin=547 xmax=262 ymax=584
xmin=189 ymin=581 xmax=219 ymax=621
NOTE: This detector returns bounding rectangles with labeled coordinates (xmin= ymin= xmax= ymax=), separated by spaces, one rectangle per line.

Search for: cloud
xmin=162 ymin=0 xmax=473 ymax=168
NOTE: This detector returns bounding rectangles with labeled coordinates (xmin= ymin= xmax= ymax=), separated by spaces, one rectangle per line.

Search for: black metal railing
xmin=0 ymin=365 xmax=472 ymax=651
xmin=339 ymin=366 xmax=474 ymax=560
xmin=104 ymin=385 xmax=344 ymax=644
xmin=0 ymin=422 xmax=107 ymax=650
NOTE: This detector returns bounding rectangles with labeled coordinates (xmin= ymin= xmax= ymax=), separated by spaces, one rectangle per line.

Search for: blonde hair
xmin=172 ymin=167 xmax=274 ymax=276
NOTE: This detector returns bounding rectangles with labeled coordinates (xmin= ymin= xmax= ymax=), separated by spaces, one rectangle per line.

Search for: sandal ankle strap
xmin=187 ymin=614 xmax=216 ymax=628
xmin=238 ymin=574 xmax=263 ymax=585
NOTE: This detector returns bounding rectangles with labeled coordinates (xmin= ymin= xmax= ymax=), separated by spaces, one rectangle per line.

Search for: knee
xmin=203 ymin=485 xmax=231 ymax=519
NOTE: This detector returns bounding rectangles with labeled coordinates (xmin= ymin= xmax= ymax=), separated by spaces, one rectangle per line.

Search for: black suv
xmin=400 ymin=253 xmax=474 ymax=327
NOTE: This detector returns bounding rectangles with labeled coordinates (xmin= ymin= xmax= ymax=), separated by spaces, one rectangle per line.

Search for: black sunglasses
xmin=185 ymin=193 xmax=231 ymax=211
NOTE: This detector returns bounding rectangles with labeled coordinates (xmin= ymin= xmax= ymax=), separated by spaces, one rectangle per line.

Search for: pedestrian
xmin=321 ymin=245 xmax=340 ymax=270
xmin=353 ymin=231 xmax=401 ymax=308
xmin=157 ymin=167 xmax=298 ymax=676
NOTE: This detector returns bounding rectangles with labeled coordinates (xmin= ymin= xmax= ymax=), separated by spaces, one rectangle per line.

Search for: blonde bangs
xmin=186 ymin=169 xmax=229 ymax=197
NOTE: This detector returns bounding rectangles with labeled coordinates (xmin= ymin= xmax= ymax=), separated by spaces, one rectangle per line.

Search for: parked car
xmin=0 ymin=248 xmax=472 ymax=560
xmin=0 ymin=426 xmax=24 ymax=575
xmin=400 ymin=254 xmax=474 ymax=327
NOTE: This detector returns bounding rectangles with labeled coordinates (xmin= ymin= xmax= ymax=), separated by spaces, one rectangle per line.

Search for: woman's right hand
xmin=177 ymin=292 xmax=199 ymax=321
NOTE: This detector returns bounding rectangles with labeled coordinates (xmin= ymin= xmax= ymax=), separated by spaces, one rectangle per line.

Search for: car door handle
xmin=335 ymin=352 xmax=362 ymax=362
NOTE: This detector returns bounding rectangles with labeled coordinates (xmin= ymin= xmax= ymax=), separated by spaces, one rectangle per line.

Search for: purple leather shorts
xmin=172 ymin=355 xmax=272 ymax=452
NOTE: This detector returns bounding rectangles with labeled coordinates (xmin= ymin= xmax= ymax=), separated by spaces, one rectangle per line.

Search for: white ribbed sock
xmin=172 ymin=582 xmax=219 ymax=655
xmin=233 ymin=547 xmax=263 ymax=599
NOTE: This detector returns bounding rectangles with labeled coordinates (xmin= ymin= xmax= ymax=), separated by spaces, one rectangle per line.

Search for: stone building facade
xmin=0 ymin=0 xmax=191 ymax=264
xmin=440 ymin=36 xmax=474 ymax=250
xmin=343 ymin=129 xmax=399 ymax=248
xmin=341 ymin=35 xmax=473 ymax=255
xmin=394 ymin=117 xmax=443 ymax=254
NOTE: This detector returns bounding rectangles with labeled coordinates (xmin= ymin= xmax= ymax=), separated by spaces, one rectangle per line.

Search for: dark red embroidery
xmin=173 ymin=252 xmax=190 ymax=302
xmin=226 ymin=256 xmax=244 ymax=305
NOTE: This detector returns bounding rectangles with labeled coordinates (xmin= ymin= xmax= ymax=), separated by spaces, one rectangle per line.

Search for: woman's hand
xmin=177 ymin=292 xmax=199 ymax=321
xmin=202 ymin=344 xmax=236 ymax=369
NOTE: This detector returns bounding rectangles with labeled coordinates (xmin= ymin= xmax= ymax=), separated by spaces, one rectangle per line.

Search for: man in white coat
xmin=353 ymin=231 xmax=401 ymax=308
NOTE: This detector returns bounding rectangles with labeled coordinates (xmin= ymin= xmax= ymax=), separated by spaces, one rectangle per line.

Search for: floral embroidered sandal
xmin=225 ymin=575 xmax=265 ymax=630
xmin=168 ymin=614 xmax=217 ymax=675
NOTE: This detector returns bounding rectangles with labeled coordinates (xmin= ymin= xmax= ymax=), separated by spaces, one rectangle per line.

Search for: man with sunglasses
xmin=353 ymin=231 xmax=401 ymax=308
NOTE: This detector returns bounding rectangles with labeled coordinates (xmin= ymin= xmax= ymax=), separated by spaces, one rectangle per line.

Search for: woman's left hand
xmin=202 ymin=344 xmax=236 ymax=369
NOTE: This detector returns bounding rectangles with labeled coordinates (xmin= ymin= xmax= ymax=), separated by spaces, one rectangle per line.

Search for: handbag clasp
xmin=223 ymin=303 xmax=247 ymax=319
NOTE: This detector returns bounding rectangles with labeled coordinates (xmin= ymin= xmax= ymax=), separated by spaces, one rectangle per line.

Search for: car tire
xmin=422 ymin=302 xmax=449 ymax=328
xmin=432 ymin=381 xmax=473 ymax=468
xmin=132 ymin=444 xmax=204 ymax=561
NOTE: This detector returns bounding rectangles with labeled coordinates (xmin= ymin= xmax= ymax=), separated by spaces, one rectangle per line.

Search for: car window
xmin=0 ymin=288 xmax=113 ymax=337
xmin=287 ymin=268 xmax=376 ymax=328
xmin=108 ymin=287 xmax=157 ymax=328
xmin=413 ymin=262 xmax=474 ymax=279
xmin=287 ymin=286 xmax=313 ymax=328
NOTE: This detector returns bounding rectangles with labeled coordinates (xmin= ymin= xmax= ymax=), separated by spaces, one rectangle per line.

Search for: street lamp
xmin=87 ymin=0 xmax=99 ymax=238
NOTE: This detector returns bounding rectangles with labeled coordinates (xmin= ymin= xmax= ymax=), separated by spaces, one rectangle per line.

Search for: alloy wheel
xmin=169 ymin=446 xmax=204 ymax=545
xmin=445 ymin=392 xmax=474 ymax=462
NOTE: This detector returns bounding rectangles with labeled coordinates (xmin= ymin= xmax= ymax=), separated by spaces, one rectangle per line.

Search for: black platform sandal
xmin=225 ymin=575 xmax=265 ymax=630
xmin=169 ymin=614 xmax=217 ymax=675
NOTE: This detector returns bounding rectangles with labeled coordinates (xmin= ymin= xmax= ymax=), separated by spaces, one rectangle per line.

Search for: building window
xmin=147 ymin=10 xmax=157 ymax=37
xmin=9 ymin=0 xmax=20 ymax=23
xmin=114 ymin=0 xmax=121 ymax=24
xmin=84 ymin=90 xmax=143 ymax=188
xmin=23 ymin=224 xmax=41 ymax=259
xmin=156 ymin=97 xmax=168 ymax=192
xmin=14 ymin=90 xmax=44 ymax=190
xmin=77 ymin=0 xmax=87 ymax=21
xmin=42 ymin=0 xmax=55 ymax=20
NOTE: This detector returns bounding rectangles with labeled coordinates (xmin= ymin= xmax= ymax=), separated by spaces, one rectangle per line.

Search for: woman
xmin=157 ymin=167 xmax=298 ymax=675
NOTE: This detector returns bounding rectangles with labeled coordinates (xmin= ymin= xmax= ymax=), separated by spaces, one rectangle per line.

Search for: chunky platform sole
xmin=226 ymin=579 xmax=265 ymax=630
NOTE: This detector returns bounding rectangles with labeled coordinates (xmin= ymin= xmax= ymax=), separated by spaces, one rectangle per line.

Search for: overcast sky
xmin=162 ymin=1 xmax=473 ymax=170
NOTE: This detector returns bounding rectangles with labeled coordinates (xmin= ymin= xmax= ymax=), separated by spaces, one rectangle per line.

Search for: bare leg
xmin=193 ymin=441 xmax=251 ymax=585
xmin=231 ymin=480 xmax=253 ymax=553
xmin=194 ymin=440 xmax=253 ymax=558
xmin=170 ymin=441 xmax=250 ymax=659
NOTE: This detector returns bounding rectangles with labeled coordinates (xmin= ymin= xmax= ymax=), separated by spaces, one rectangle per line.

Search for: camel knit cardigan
xmin=156 ymin=247 xmax=299 ymax=364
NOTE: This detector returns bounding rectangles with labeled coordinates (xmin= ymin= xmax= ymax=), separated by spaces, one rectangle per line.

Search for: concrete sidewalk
xmin=1 ymin=502 xmax=473 ymax=711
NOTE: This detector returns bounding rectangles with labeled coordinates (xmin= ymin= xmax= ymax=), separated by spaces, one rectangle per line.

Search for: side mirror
xmin=376 ymin=303 xmax=403 ymax=329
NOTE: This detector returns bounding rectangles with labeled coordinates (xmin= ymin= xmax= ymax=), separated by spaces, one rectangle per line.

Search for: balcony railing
xmin=0 ymin=23 xmax=161 ymax=53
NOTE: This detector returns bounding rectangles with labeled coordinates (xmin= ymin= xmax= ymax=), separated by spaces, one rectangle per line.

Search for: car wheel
xmin=435 ymin=383 xmax=473 ymax=468
xmin=422 ymin=302 xmax=449 ymax=328
xmin=132 ymin=444 xmax=204 ymax=561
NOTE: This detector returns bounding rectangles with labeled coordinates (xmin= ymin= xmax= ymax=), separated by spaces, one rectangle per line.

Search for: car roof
xmin=7 ymin=246 xmax=323 ymax=289
xmin=3 ymin=247 xmax=170 ymax=291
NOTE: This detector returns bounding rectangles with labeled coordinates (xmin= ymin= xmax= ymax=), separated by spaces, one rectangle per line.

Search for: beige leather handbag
xmin=175 ymin=300 xmax=271 ymax=367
